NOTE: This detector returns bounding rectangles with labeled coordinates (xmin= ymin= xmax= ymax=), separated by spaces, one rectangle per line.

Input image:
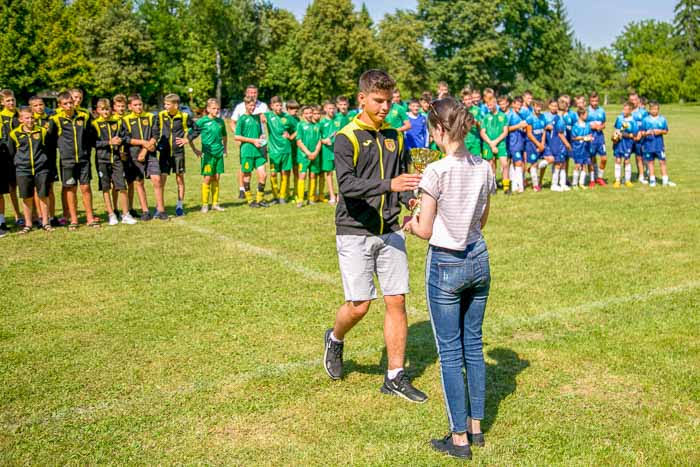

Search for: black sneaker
xmin=140 ymin=211 xmax=152 ymax=221
xmin=129 ymin=209 xmax=139 ymax=218
xmin=323 ymin=328 xmax=343 ymax=380
xmin=249 ymin=202 xmax=260 ymax=208
xmin=155 ymin=211 xmax=169 ymax=220
xmin=380 ymin=370 xmax=428 ymax=403
xmin=431 ymin=433 xmax=472 ymax=459
xmin=467 ymin=431 xmax=485 ymax=447
xmin=0 ymin=226 xmax=7 ymax=238
xmin=50 ymin=217 xmax=60 ymax=227
xmin=269 ymin=198 xmax=280 ymax=205
xmin=0 ymin=222 xmax=8 ymax=232
xmin=238 ymin=190 xmax=245 ymax=200
xmin=258 ymin=200 xmax=270 ymax=208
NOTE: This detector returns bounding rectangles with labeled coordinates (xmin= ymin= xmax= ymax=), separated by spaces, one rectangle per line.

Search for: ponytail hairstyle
xmin=427 ymin=97 xmax=474 ymax=143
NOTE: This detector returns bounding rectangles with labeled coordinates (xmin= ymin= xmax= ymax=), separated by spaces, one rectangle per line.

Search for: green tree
xmin=378 ymin=10 xmax=431 ymax=98
xmin=253 ymin=6 xmax=300 ymax=101
xmin=674 ymin=0 xmax=700 ymax=58
xmin=418 ymin=0 xmax=504 ymax=90
xmin=613 ymin=20 xmax=680 ymax=69
xmin=680 ymin=61 xmax=700 ymax=101
xmin=628 ymin=53 xmax=683 ymax=103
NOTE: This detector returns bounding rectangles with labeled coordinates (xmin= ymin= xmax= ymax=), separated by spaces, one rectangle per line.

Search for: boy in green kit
xmin=190 ymin=98 xmax=227 ymax=213
xmin=234 ymin=97 xmax=268 ymax=208
xmin=385 ymin=92 xmax=411 ymax=132
xmin=261 ymin=96 xmax=292 ymax=204
xmin=295 ymin=105 xmax=321 ymax=207
xmin=284 ymin=100 xmax=300 ymax=199
xmin=466 ymin=95 xmax=483 ymax=156
xmin=319 ymin=101 xmax=338 ymax=204
xmin=334 ymin=96 xmax=352 ymax=129
xmin=480 ymin=96 xmax=510 ymax=193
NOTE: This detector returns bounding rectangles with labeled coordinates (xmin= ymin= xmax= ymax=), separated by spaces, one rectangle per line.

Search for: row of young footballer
xmin=391 ymin=89 xmax=675 ymax=193
xmin=0 ymin=89 xmax=231 ymax=236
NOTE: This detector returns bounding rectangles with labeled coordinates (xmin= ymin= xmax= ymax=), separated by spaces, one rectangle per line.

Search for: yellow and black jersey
xmin=47 ymin=109 xmax=94 ymax=164
xmin=122 ymin=112 xmax=155 ymax=160
xmin=152 ymin=110 xmax=193 ymax=158
xmin=33 ymin=112 xmax=51 ymax=131
xmin=0 ymin=108 xmax=20 ymax=158
xmin=8 ymin=125 xmax=49 ymax=176
xmin=334 ymin=116 xmax=414 ymax=236
xmin=93 ymin=116 xmax=130 ymax=164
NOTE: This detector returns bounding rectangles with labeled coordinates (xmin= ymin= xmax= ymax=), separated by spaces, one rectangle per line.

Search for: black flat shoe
xmin=430 ymin=433 xmax=472 ymax=460
xmin=467 ymin=431 xmax=485 ymax=447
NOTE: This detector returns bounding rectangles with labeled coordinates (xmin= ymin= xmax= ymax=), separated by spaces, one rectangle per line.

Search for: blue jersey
xmin=519 ymin=105 xmax=533 ymax=122
xmin=525 ymin=113 xmax=546 ymax=154
xmin=405 ymin=113 xmax=428 ymax=150
xmin=571 ymin=121 xmax=592 ymax=159
xmin=506 ymin=109 xmax=525 ymax=153
xmin=641 ymin=115 xmax=668 ymax=154
xmin=614 ymin=114 xmax=637 ymax=156
xmin=479 ymin=103 xmax=489 ymax=117
xmin=547 ymin=114 xmax=568 ymax=156
xmin=586 ymin=106 xmax=606 ymax=144
xmin=632 ymin=107 xmax=648 ymax=134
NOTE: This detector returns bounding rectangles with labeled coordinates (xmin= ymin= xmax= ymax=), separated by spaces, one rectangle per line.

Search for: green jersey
xmin=334 ymin=112 xmax=351 ymax=131
xmin=235 ymin=113 xmax=261 ymax=159
xmin=482 ymin=110 xmax=507 ymax=142
xmin=296 ymin=120 xmax=320 ymax=155
xmin=193 ymin=115 xmax=226 ymax=157
xmin=264 ymin=111 xmax=291 ymax=157
xmin=320 ymin=117 xmax=338 ymax=159
xmin=465 ymin=105 xmax=482 ymax=145
xmin=385 ymin=103 xmax=409 ymax=129
xmin=347 ymin=109 xmax=360 ymax=120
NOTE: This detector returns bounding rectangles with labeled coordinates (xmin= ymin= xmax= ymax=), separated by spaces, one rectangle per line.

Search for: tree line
xmin=0 ymin=0 xmax=698 ymax=108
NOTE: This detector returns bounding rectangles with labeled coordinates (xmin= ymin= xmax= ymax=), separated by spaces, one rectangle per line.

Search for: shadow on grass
xmin=345 ymin=322 xmax=529 ymax=434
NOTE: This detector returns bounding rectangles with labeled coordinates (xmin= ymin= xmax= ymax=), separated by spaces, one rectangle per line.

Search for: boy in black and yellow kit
xmin=123 ymin=94 xmax=166 ymax=220
xmin=47 ymin=91 xmax=99 ymax=230
xmin=93 ymin=98 xmax=137 ymax=226
xmin=8 ymin=107 xmax=52 ymax=233
xmin=153 ymin=93 xmax=193 ymax=216
xmin=1 ymin=89 xmax=22 ymax=230
xmin=29 ymin=96 xmax=61 ymax=226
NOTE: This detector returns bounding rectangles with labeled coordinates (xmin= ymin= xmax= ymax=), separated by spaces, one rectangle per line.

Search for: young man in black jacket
xmin=323 ymin=69 xmax=427 ymax=403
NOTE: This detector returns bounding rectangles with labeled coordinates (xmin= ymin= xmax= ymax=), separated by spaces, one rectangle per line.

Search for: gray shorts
xmin=336 ymin=231 xmax=410 ymax=302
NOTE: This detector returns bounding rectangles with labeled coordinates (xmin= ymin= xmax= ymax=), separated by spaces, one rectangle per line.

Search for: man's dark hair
xmin=57 ymin=91 xmax=72 ymax=102
xmin=336 ymin=95 xmax=349 ymax=103
xmin=358 ymin=70 xmax=396 ymax=94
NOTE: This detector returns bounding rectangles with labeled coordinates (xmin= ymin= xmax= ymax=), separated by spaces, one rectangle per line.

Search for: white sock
xmin=662 ymin=175 xmax=669 ymax=184
xmin=625 ymin=165 xmax=632 ymax=182
xmin=239 ymin=186 xmax=245 ymax=192
xmin=592 ymin=163 xmax=598 ymax=179
xmin=516 ymin=166 xmax=524 ymax=189
xmin=176 ymin=200 xmax=183 ymax=209
xmin=509 ymin=165 xmax=515 ymax=182
xmin=330 ymin=331 xmax=343 ymax=343
xmin=650 ymin=176 xmax=656 ymax=183
xmin=579 ymin=171 xmax=586 ymax=186
xmin=551 ymin=169 xmax=559 ymax=188
xmin=530 ymin=167 xmax=539 ymax=187
xmin=538 ymin=160 xmax=548 ymax=169
xmin=573 ymin=169 xmax=579 ymax=185
xmin=614 ymin=163 xmax=621 ymax=181
xmin=387 ymin=367 xmax=403 ymax=379
xmin=598 ymin=168 xmax=604 ymax=179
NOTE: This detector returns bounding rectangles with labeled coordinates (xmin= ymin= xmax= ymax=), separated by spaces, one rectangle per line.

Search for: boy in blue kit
xmin=571 ymin=108 xmax=593 ymax=189
xmin=525 ymin=100 xmax=547 ymax=191
xmin=612 ymin=102 xmax=637 ymax=188
xmin=405 ymin=99 xmax=428 ymax=150
xmin=545 ymin=98 xmax=572 ymax=192
xmin=630 ymin=92 xmax=649 ymax=184
xmin=641 ymin=102 xmax=675 ymax=187
xmin=586 ymin=92 xmax=607 ymax=186
xmin=507 ymin=96 xmax=528 ymax=193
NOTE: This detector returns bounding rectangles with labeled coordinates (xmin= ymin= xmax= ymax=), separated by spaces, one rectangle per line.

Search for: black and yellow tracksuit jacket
xmin=122 ymin=112 xmax=155 ymax=160
xmin=47 ymin=109 xmax=94 ymax=166
xmin=334 ymin=116 xmax=414 ymax=236
xmin=8 ymin=125 xmax=49 ymax=177
xmin=152 ymin=110 xmax=193 ymax=158
xmin=0 ymin=108 xmax=20 ymax=169
xmin=93 ymin=116 xmax=130 ymax=164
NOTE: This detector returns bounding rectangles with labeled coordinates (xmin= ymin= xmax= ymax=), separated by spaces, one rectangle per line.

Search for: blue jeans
xmin=426 ymin=238 xmax=490 ymax=433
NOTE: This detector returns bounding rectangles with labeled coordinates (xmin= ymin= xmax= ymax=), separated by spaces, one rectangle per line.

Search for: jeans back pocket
xmin=437 ymin=261 xmax=470 ymax=294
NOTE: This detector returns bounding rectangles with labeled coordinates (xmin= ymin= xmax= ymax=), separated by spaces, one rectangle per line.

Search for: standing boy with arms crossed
xmin=323 ymin=70 xmax=427 ymax=403
xmin=190 ymin=98 xmax=228 ymax=212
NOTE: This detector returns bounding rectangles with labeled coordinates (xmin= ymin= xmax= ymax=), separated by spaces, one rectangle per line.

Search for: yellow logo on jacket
xmin=384 ymin=139 xmax=396 ymax=152
xmin=32 ymin=133 xmax=40 ymax=140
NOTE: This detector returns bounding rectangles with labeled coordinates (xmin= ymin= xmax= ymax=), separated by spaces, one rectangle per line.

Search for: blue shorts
xmin=573 ymin=153 xmax=591 ymax=165
xmin=590 ymin=141 xmax=607 ymax=156
xmin=644 ymin=151 xmax=666 ymax=161
xmin=553 ymin=150 xmax=567 ymax=164
xmin=509 ymin=151 xmax=523 ymax=163
xmin=525 ymin=143 xmax=542 ymax=163
xmin=632 ymin=142 xmax=644 ymax=156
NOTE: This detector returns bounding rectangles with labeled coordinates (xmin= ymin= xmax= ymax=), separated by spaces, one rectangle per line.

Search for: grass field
xmin=2 ymin=105 xmax=699 ymax=465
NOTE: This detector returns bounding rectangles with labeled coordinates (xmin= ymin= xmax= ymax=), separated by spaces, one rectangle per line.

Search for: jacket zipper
xmin=376 ymin=133 xmax=385 ymax=235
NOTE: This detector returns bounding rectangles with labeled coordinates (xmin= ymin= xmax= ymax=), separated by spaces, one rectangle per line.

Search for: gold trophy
xmin=403 ymin=148 xmax=442 ymax=225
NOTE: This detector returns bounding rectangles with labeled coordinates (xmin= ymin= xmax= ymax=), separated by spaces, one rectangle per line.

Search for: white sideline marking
xmin=490 ymin=281 xmax=700 ymax=333
xmin=176 ymin=220 xmax=337 ymax=286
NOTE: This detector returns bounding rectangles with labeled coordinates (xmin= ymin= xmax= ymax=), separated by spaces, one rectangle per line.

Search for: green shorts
xmin=466 ymin=138 xmax=482 ymax=157
xmin=321 ymin=151 xmax=335 ymax=172
xmin=201 ymin=153 xmax=224 ymax=176
xmin=269 ymin=151 xmax=292 ymax=172
xmin=298 ymin=154 xmax=321 ymax=174
xmin=241 ymin=155 xmax=266 ymax=173
xmin=482 ymin=143 xmax=507 ymax=160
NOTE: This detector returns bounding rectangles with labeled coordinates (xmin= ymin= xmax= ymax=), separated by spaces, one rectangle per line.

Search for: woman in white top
xmin=405 ymin=97 xmax=495 ymax=460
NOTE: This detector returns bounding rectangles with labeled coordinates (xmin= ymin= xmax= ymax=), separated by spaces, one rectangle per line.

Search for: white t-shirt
xmin=419 ymin=153 xmax=496 ymax=250
xmin=231 ymin=100 xmax=268 ymax=122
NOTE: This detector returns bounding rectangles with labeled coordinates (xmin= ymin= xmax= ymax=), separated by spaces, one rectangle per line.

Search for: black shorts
xmin=47 ymin=158 xmax=59 ymax=182
xmin=17 ymin=171 xmax=50 ymax=198
xmin=159 ymin=154 xmax=185 ymax=175
xmin=129 ymin=153 xmax=161 ymax=181
xmin=3 ymin=158 xmax=16 ymax=187
xmin=61 ymin=160 xmax=91 ymax=187
xmin=97 ymin=160 xmax=127 ymax=191
xmin=0 ymin=171 xmax=10 ymax=194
